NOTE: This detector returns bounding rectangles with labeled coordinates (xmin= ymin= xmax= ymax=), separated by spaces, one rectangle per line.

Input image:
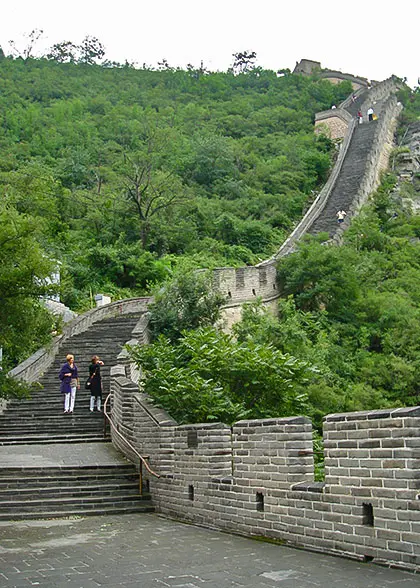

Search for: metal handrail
xmin=103 ymin=393 xmax=160 ymax=494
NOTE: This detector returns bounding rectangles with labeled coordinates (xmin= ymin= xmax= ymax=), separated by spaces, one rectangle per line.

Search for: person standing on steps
xmin=367 ymin=106 xmax=374 ymax=122
xmin=357 ymin=110 xmax=363 ymax=124
xmin=89 ymin=355 xmax=104 ymax=412
xmin=59 ymin=354 xmax=79 ymax=414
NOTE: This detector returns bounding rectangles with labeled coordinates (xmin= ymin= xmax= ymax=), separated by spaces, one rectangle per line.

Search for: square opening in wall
xmin=187 ymin=430 xmax=198 ymax=448
xmin=188 ymin=485 xmax=194 ymax=501
xmin=362 ymin=503 xmax=374 ymax=526
xmin=256 ymin=492 xmax=264 ymax=512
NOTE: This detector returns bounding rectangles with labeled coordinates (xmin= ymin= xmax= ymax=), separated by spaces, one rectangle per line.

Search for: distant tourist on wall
xmin=351 ymin=94 xmax=357 ymax=103
xmin=357 ymin=110 xmax=363 ymax=124
xmin=59 ymin=354 xmax=79 ymax=414
xmin=331 ymin=104 xmax=337 ymax=109
xmin=336 ymin=210 xmax=347 ymax=224
xmin=367 ymin=107 xmax=374 ymax=121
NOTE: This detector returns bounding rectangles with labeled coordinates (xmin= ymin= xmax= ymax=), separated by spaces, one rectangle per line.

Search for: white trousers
xmin=64 ymin=387 xmax=76 ymax=412
xmin=90 ymin=396 xmax=101 ymax=411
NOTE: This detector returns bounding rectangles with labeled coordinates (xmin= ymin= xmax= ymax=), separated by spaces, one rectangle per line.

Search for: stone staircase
xmin=307 ymin=118 xmax=379 ymax=237
xmin=306 ymin=88 xmax=390 ymax=239
xmin=0 ymin=315 xmax=140 ymax=445
xmin=0 ymin=464 xmax=154 ymax=520
xmin=0 ymin=311 xmax=155 ymax=520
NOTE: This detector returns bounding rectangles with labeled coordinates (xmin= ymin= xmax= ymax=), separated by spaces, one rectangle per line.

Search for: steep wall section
xmin=9 ymin=297 xmax=151 ymax=384
xmin=216 ymin=76 xmax=401 ymax=316
xmin=265 ymin=77 xmax=401 ymax=256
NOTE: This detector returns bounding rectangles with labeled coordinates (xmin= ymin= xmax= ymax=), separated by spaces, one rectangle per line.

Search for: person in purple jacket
xmin=59 ymin=354 xmax=79 ymax=414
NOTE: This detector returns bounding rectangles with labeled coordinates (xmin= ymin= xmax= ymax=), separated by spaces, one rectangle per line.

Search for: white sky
xmin=1 ymin=0 xmax=419 ymax=87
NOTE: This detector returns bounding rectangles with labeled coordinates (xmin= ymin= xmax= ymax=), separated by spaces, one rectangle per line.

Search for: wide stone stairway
xmin=307 ymin=102 xmax=382 ymax=237
xmin=0 ymin=312 xmax=155 ymax=520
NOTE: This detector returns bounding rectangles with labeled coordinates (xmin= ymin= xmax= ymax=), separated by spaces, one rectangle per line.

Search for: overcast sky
xmin=1 ymin=1 xmax=419 ymax=87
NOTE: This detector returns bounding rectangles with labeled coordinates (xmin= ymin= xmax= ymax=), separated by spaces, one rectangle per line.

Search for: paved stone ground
xmin=0 ymin=514 xmax=417 ymax=588
xmin=0 ymin=443 xmax=129 ymax=468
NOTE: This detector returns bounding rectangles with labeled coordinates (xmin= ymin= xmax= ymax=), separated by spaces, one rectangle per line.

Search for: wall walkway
xmin=110 ymin=358 xmax=420 ymax=572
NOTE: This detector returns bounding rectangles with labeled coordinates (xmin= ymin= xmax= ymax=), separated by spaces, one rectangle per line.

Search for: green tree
xmin=8 ymin=29 xmax=44 ymax=60
xmin=128 ymin=326 xmax=313 ymax=424
xmin=231 ymin=51 xmax=257 ymax=74
xmin=78 ymin=36 xmax=105 ymax=65
xmin=0 ymin=203 xmax=56 ymax=364
xmin=46 ymin=41 xmax=78 ymax=63
xmin=148 ymin=268 xmax=226 ymax=342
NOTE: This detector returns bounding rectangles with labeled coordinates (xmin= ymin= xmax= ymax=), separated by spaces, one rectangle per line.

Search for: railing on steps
xmin=103 ymin=393 xmax=160 ymax=495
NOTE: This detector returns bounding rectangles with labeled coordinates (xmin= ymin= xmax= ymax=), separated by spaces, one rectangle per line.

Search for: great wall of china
xmin=4 ymin=62 xmax=419 ymax=572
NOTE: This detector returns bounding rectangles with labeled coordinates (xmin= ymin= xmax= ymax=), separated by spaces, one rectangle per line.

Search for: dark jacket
xmin=89 ymin=363 xmax=102 ymax=396
xmin=59 ymin=362 xmax=78 ymax=394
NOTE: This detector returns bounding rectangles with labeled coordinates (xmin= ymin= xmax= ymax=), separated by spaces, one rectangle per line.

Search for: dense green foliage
xmin=247 ymin=177 xmax=420 ymax=428
xmin=397 ymin=83 xmax=420 ymax=131
xmin=1 ymin=52 xmax=420 ymax=426
xmin=129 ymin=172 xmax=420 ymax=430
xmin=0 ymin=198 xmax=58 ymax=365
xmin=147 ymin=268 xmax=226 ymax=342
xmin=0 ymin=55 xmax=351 ymax=366
xmin=129 ymin=327 xmax=314 ymax=425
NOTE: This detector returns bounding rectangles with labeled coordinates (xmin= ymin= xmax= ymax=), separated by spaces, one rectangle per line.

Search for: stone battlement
xmin=110 ymin=366 xmax=420 ymax=571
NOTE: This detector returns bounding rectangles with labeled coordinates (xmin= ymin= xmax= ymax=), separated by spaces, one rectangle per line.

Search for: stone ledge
xmin=325 ymin=407 xmax=420 ymax=422
xmin=235 ymin=416 xmax=311 ymax=427
xmin=290 ymin=481 xmax=325 ymax=493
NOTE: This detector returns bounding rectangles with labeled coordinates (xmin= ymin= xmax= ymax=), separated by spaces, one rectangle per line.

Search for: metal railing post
xmin=103 ymin=393 xmax=160 ymax=495
xmin=139 ymin=461 xmax=143 ymax=496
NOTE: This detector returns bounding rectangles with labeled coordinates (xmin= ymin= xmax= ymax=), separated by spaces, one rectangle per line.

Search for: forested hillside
xmin=1 ymin=52 xmax=420 ymax=429
xmin=0 ymin=55 xmax=351 ymax=363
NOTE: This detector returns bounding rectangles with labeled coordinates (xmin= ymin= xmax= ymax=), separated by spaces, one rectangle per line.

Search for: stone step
xmin=307 ymin=115 xmax=381 ymax=238
xmin=0 ymin=473 xmax=139 ymax=488
xmin=2 ymin=312 xmax=141 ymax=447
xmin=0 ymin=429 xmax=103 ymax=438
xmin=0 ymin=408 xmax=104 ymax=415
xmin=0 ymin=464 xmax=136 ymax=476
xmin=0 ymin=483 xmax=141 ymax=500
xmin=0 ymin=503 xmax=154 ymax=521
xmin=0 ymin=494 xmax=151 ymax=513
xmin=0 ymin=434 xmax=108 ymax=445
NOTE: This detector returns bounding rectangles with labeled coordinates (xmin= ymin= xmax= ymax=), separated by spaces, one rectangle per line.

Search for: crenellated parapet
xmin=110 ymin=359 xmax=420 ymax=571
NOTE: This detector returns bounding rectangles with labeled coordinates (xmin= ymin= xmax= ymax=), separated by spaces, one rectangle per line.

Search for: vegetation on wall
xmin=129 ymin=173 xmax=420 ymax=429
xmin=1 ymin=45 xmax=419 ymax=426
xmin=0 ymin=52 xmax=351 ymax=366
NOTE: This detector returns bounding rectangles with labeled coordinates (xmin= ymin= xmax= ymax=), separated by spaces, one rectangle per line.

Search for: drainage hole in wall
xmin=362 ymin=503 xmax=374 ymax=527
xmin=363 ymin=555 xmax=374 ymax=563
xmin=256 ymin=492 xmax=264 ymax=512
xmin=188 ymin=485 xmax=194 ymax=501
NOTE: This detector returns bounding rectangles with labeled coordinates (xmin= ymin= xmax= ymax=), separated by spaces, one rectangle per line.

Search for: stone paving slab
xmin=0 ymin=442 xmax=130 ymax=468
xmin=0 ymin=514 xmax=417 ymax=587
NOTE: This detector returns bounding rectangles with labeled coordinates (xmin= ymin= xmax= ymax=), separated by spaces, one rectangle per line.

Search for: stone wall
xmin=9 ymin=297 xmax=152 ymax=384
xmin=331 ymin=94 xmax=403 ymax=244
xmin=315 ymin=109 xmax=352 ymax=140
xmin=212 ymin=264 xmax=278 ymax=303
xmin=321 ymin=76 xmax=364 ymax=90
xmin=212 ymin=264 xmax=279 ymax=328
xmin=319 ymin=70 xmax=369 ymax=90
xmin=264 ymin=76 xmax=401 ymax=258
xmin=110 ymin=368 xmax=420 ymax=571
xmin=293 ymin=59 xmax=321 ymax=75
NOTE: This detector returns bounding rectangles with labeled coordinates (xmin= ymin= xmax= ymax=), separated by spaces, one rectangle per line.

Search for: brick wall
xmin=315 ymin=115 xmax=349 ymax=140
xmin=212 ymin=264 xmax=278 ymax=304
xmin=110 ymin=370 xmax=420 ymax=571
